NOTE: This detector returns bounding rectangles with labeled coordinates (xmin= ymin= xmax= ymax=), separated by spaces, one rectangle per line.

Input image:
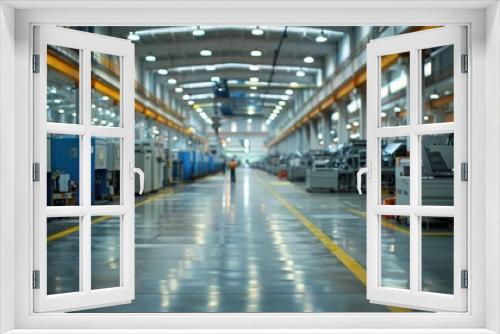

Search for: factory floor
xmin=47 ymin=168 xmax=453 ymax=313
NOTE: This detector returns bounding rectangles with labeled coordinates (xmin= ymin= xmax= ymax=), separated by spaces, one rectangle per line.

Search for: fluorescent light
xmin=393 ymin=105 xmax=402 ymax=112
xmin=247 ymin=118 xmax=253 ymax=124
xmin=251 ymin=26 xmax=264 ymax=36
xmin=249 ymin=77 xmax=259 ymax=83
xmin=167 ymin=78 xmax=177 ymax=85
xmin=175 ymin=87 xmax=184 ymax=93
xmin=423 ymin=115 xmax=430 ymax=121
xmin=157 ymin=69 xmax=168 ymax=75
xmin=285 ymin=89 xmax=293 ymax=95
xmin=101 ymin=96 xmax=110 ymax=101
xmin=275 ymin=105 xmax=283 ymax=110
xmin=200 ymin=49 xmax=212 ymax=56
xmin=127 ymin=31 xmax=140 ymax=41
xmin=182 ymin=94 xmax=190 ymax=100
xmin=347 ymin=100 xmax=358 ymax=113
xmin=250 ymin=86 xmax=258 ymax=90
xmin=193 ymin=26 xmax=205 ymax=36
xmin=353 ymin=121 xmax=360 ymax=127
xmin=211 ymin=76 xmax=220 ymax=82
xmin=145 ymin=54 xmax=156 ymax=62
xmin=289 ymin=82 xmax=299 ymax=88
xmin=296 ymin=70 xmax=305 ymax=77
xmin=281 ymin=96 xmax=289 ymax=101
xmin=424 ymin=62 xmax=432 ymax=77
xmin=206 ymin=65 xmax=216 ymax=71
xmin=346 ymin=124 xmax=352 ymax=129
xmin=304 ymin=56 xmax=314 ymax=64
xmin=57 ymin=109 xmax=65 ymax=114
xmin=381 ymin=112 xmax=387 ymax=118
xmin=195 ymin=107 xmax=203 ymax=113
xmin=250 ymin=50 xmax=262 ymax=57
xmin=54 ymin=99 xmax=62 ymax=104
xmin=249 ymin=93 xmax=256 ymax=98
xmin=100 ymin=120 xmax=107 ymax=125
xmin=188 ymin=100 xmax=195 ymax=105
xmin=72 ymin=112 xmax=77 ymax=117
xmin=249 ymin=65 xmax=260 ymax=71
xmin=92 ymin=117 xmax=98 ymax=122
xmin=247 ymin=110 xmax=255 ymax=115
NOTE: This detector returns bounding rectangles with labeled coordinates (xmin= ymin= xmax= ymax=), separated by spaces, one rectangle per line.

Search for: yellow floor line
xmin=259 ymin=178 xmax=409 ymax=313
xmin=346 ymin=208 xmax=453 ymax=237
xmin=47 ymin=187 xmax=176 ymax=243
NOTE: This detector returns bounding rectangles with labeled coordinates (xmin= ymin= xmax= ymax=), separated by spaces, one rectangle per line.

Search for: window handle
xmin=356 ymin=164 xmax=370 ymax=195
xmin=130 ymin=162 xmax=145 ymax=195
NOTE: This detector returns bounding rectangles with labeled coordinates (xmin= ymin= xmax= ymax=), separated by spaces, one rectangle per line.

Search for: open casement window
xmin=33 ymin=26 xmax=140 ymax=312
xmin=365 ymin=26 xmax=468 ymax=312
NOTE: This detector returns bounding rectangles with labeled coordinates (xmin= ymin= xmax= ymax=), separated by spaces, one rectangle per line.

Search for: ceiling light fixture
xmin=249 ymin=77 xmax=259 ymax=83
xmin=182 ymin=94 xmax=190 ymax=100
xmin=279 ymin=101 xmax=286 ymax=106
xmin=296 ymin=70 xmax=306 ymax=77
xmin=393 ymin=105 xmax=402 ymax=112
xmin=188 ymin=100 xmax=195 ymax=105
xmin=316 ymin=30 xmax=328 ymax=43
xmin=193 ymin=26 xmax=205 ymax=37
xmin=285 ymin=89 xmax=294 ymax=95
xmin=304 ymin=56 xmax=314 ymax=64
xmin=251 ymin=26 xmax=264 ymax=36
xmin=211 ymin=76 xmax=220 ymax=82
xmin=167 ymin=78 xmax=177 ymax=85
xmin=250 ymin=50 xmax=262 ymax=57
xmin=289 ymin=82 xmax=299 ymax=88
xmin=250 ymin=86 xmax=258 ymax=90
xmin=145 ymin=53 xmax=156 ymax=62
xmin=430 ymin=91 xmax=440 ymax=100
xmin=175 ymin=87 xmax=183 ymax=93
xmin=127 ymin=31 xmax=140 ymax=41
xmin=157 ymin=69 xmax=168 ymax=75
xmin=57 ymin=109 xmax=65 ymax=114
xmin=200 ymin=49 xmax=212 ymax=57
xmin=206 ymin=65 xmax=216 ymax=71
xmin=249 ymin=65 xmax=260 ymax=71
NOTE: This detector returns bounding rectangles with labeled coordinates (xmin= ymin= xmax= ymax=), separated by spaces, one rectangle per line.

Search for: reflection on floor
xmin=46 ymin=168 xmax=453 ymax=312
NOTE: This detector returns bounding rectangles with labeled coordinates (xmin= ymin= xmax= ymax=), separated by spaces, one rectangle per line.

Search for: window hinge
xmin=461 ymin=162 xmax=468 ymax=182
xmin=32 ymin=270 xmax=40 ymax=289
xmin=461 ymin=54 xmax=468 ymax=73
xmin=32 ymin=54 xmax=40 ymax=73
xmin=32 ymin=162 xmax=40 ymax=182
xmin=461 ymin=269 xmax=468 ymax=289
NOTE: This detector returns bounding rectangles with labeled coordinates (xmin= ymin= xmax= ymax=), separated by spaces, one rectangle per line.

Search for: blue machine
xmin=47 ymin=135 xmax=80 ymax=206
xmin=91 ymin=138 xmax=109 ymax=204
xmin=177 ymin=151 xmax=193 ymax=181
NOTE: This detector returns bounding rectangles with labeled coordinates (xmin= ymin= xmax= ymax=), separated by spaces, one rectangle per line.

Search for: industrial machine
xmin=396 ymin=135 xmax=453 ymax=206
xmin=151 ymin=141 xmax=165 ymax=191
xmin=305 ymin=150 xmax=339 ymax=192
xmin=335 ymin=140 xmax=367 ymax=191
xmin=135 ymin=143 xmax=153 ymax=194
xmin=47 ymin=135 xmax=79 ymax=206
xmin=287 ymin=153 xmax=307 ymax=182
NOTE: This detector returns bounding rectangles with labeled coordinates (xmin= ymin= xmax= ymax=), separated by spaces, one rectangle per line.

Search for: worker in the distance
xmin=228 ymin=158 xmax=238 ymax=183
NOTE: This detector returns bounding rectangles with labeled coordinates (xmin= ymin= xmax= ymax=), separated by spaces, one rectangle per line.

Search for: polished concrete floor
xmin=47 ymin=168 xmax=453 ymax=312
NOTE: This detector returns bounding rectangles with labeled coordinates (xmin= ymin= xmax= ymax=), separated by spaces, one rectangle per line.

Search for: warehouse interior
xmin=44 ymin=26 xmax=455 ymax=312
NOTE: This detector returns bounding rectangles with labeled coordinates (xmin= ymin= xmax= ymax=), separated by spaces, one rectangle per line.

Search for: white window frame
xmin=33 ymin=26 xmax=136 ymax=312
xmin=0 ymin=1 xmax=497 ymax=333
xmin=365 ymin=26 xmax=468 ymax=312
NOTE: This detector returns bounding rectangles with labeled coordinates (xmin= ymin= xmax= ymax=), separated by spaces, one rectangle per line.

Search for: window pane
xmin=47 ymin=134 xmax=80 ymax=206
xmin=47 ymin=46 xmax=80 ymax=124
xmin=91 ymin=216 xmax=121 ymax=290
xmin=421 ymin=133 xmax=454 ymax=206
xmin=421 ymin=217 xmax=454 ymax=294
xmin=380 ymin=52 xmax=409 ymax=127
xmin=91 ymin=137 xmax=121 ymax=205
xmin=380 ymin=215 xmax=410 ymax=289
xmin=380 ymin=137 xmax=410 ymax=205
xmin=47 ymin=217 xmax=80 ymax=295
xmin=91 ymin=52 xmax=121 ymax=127
xmin=422 ymin=45 xmax=454 ymax=124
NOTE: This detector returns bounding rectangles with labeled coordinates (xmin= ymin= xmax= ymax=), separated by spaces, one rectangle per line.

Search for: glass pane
xmin=91 ymin=52 xmax=120 ymax=127
xmin=47 ymin=217 xmax=80 ymax=295
xmin=380 ymin=137 xmax=410 ymax=205
xmin=421 ymin=133 xmax=454 ymax=206
xmin=91 ymin=216 xmax=121 ymax=290
xmin=422 ymin=45 xmax=454 ymax=124
xmin=47 ymin=134 xmax=80 ymax=206
xmin=421 ymin=217 xmax=454 ymax=294
xmin=380 ymin=52 xmax=409 ymax=127
xmin=380 ymin=215 xmax=410 ymax=289
xmin=91 ymin=137 xmax=121 ymax=205
xmin=47 ymin=46 xmax=80 ymax=124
